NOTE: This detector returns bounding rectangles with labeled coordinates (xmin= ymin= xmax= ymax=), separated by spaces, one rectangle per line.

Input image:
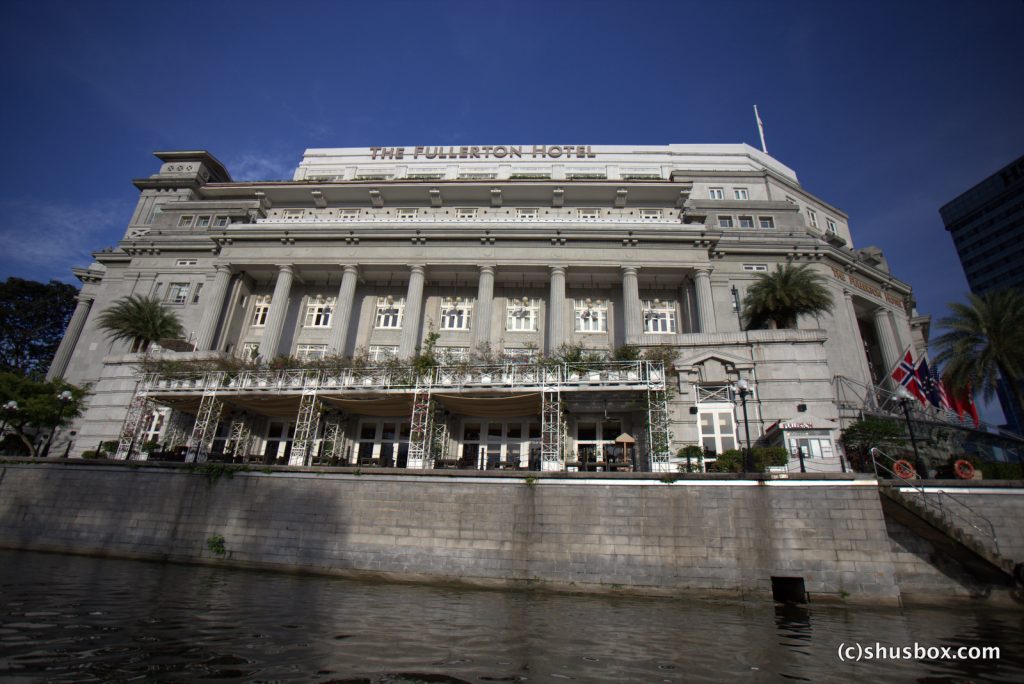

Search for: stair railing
xmin=869 ymin=446 xmax=1000 ymax=554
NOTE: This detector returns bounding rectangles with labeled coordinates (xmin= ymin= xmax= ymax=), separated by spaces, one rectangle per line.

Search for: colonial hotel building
xmin=47 ymin=144 xmax=926 ymax=471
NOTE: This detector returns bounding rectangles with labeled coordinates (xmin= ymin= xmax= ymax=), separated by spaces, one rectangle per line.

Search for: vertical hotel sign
xmin=369 ymin=145 xmax=598 ymax=160
xmin=831 ymin=267 xmax=905 ymax=306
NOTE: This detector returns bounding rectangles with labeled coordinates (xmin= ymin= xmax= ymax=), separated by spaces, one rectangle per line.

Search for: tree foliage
xmin=0 ymin=372 xmax=87 ymax=457
xmin=741 ymin=264 xmax=834 ymax=330
xmin=932 ymin=289 xmax=1024 ymax=420
xmin=0 ymin=277 xmax=78 ymax=377
xmin=96 ymin=294 xmax=184 ymax=352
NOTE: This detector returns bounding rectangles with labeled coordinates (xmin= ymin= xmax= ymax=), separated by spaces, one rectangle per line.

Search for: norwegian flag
xmin=891 ymin=350 xmax=927 ymax=404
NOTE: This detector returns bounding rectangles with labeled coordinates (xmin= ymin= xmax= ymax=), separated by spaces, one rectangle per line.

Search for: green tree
xmin=95 ymin=294 xmax=184 ymax=353
xmin=840 ymin=416 xmax=906 ymax=471
xmin=741 ymin=264 xmax=834 ymax=329
xmin=933 ymin=289 xmax=1024 ymax=423
xmin=0 ymin=277 xmax=78 ymax=377
xmin=0 ymin=372 xmax=87 ymax=457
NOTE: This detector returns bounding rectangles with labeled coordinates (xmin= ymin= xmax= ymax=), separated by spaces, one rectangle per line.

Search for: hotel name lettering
xmin=369 ymin=145 xmax=598 ymax=160
xmin=831 ymin=267 xmax=904 ymax=306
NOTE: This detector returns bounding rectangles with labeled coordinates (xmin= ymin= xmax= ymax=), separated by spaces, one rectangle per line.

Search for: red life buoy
xmin=954 ymin=459 xmax=975 ymax=480
xmin=893 ymin=459 xmax=916 ymax=479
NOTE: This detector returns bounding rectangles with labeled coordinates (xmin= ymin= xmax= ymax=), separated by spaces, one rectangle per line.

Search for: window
xmin=397 ymin=208 xmax=419 ymax=219
xmin=640 ymin=209 xmax=661 ymax=221
xmin=368 ymin=345 xmax=398 ymax=362
xmin=574 ymin=298 xmax=608 ymax=333
xmin=440 ymin=297 xmax=473 ymax=330
xmin=577 ymin=208 xmax=599 ymax=219
xmin=375 ymin=296 xmax=404 ymax=329
xmin=175 ymin=258 xmax=198 ymax=266
xmin=283 ymin=209 xmax=304 ymax=220
xmin=196 ymin=215 xmax=211 ymax=228
xmin=263 ymin=422 xmax=295 ymax=463
xmin=462 ymin=420 xmax=532 ymax=469
xmin=516 ymin=208 xmax=539 ymax=219
xmin=758 ymin=216 xmax=775 ymax=229
xmin=643 ymin=299 xmax=677 ymax=334
xmin=239 ymin=342 xmax=260 ymax=360
xmin=708 ymin=187 xmax=724 ymax=200
xmin=733 ymin=188 xmax=749 ymax=200
xmin=251 ymin=295 xmax=271 ymax=327
xmin=456 ymin=208 xmax=478 ymax=219
xmin=506 ymin=297 xmax=539 ymax=331
xmin=695 ymin=383 xmax=738 ymax=456
xmin=718 ymin=215 xmax=734 ymax=228
xmin=502 ymin=347 xmax=537 ymax=363
xmin=303 ymin=296 xmax=335 ymax=328
xmin=807 ymin=209 xmax=818 ymax=228
xmin=355 ymin=419 xmax=410 ymax=467
xmin=826 ymin=218 xmax=838 ymax=235
xmin=738 ymin=216 xmax=754 ymax=228
xmin=214 ymin=216 xmax=230 ymax=228
xmin=166 ymin=282 xmax=190 ymax=305
xmin=742 ymin=264 xmax=769 ymax=272
xmin=296 ymin=344 xmax=327 ymax=360
xmin=340 ymin=209 xmax=360 ymax=219
xmin=191 ymin=283 xmax=203 ymax=304
xmin=439 ymin=346 xmax=469 ymax=362
xmin=178 ymin=215 xmax=195 ymax=228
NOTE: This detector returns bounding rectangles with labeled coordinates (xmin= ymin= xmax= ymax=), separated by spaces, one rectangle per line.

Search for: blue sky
xmin=1 ymin=0 xmax=1021 ymax=418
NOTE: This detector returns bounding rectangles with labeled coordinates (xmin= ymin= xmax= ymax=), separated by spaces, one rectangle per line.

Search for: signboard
xmin=369 ymin=145 xmax=598 ymax=161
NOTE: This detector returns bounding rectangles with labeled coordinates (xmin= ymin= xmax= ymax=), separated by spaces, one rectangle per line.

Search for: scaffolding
xmin=115 ymin=386 xmax=150 ymax=461
xmin=318 ymin=411 xmax=347 ymax=464
xmin=186 ymin=389 xmax=223 ymax=463
xmin=429 ymin=404 xmax=450 ymax=466
xmin=163 ymin=410 xmax=194 ymax=451
xmin=226 ymin=413 xmax=255 ymax=460
xmin=540 ymin=366 xmax=562 ymax=470
xmin=407 ymin=384 xmax=433 ymax=469
xmin=647 ymin=388 xmax=672 ymax=472
xmin=290 ymin=386 xmax=322 ymax=466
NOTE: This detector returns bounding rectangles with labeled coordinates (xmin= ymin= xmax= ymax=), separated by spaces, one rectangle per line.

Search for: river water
xmin=1 ymin=550 xmax=1022 ymax=683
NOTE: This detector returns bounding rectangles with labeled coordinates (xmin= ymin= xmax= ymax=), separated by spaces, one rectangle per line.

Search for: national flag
xmin=964 ymin=384 xmax=980 ymax=427
xmin=916 ymin=358 xmax=941 ymax=409
xmin=932 ymin=368 xmax=952 ymax=412
xmin=891 ymin=350 xmax=927 ymax=404
xmin=947 ymin=381 xmax=980 ymax=428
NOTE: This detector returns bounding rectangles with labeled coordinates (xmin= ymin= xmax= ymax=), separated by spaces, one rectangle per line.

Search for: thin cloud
xmin=230 ymin=153 xmax=297 ymax=181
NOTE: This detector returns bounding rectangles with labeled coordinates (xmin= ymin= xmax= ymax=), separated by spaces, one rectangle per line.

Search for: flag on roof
xmin=891 ymin=350 xmax=927 ymax=404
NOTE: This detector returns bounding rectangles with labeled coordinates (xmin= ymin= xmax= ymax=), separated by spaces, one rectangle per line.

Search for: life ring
xmin=893 ymin=459 xmax=916 ymax=479
xmin=954 ymin=459 xmax=975 ymax=480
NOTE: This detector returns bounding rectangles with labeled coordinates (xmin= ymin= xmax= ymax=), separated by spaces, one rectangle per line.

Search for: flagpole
xmin=754 ymin=105 xmax=767 ymax=154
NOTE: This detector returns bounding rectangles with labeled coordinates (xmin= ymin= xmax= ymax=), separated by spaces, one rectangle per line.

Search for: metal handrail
xmin=869 ymin=446 xmax=999 ymax=554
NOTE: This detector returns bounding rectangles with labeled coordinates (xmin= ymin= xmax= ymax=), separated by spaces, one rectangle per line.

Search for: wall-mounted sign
xmin=830 ymin=267 xmax=905 ymax=307
xmin=369 ymin=145 xmax=598 ymax=161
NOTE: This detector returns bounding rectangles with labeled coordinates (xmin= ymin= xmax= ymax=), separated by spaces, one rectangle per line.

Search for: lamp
xmin=735 ymin=379 xmax=753 ymax=475
xmin=894 ymin=385 xmax=927 ymax=479
xmin=0 ymin=400 xmax=18 ymax=437
xmin=41 ymin=390 xmax=74 ymax=458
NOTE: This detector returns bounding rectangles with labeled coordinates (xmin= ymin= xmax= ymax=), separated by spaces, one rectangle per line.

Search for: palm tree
xmin=96 ymin=295 xmax=184 ymax=353
xmin=933 ymin=289 xmax=1024 ymax=421
xmin=741 ymin=264 xmax=834 ymax=329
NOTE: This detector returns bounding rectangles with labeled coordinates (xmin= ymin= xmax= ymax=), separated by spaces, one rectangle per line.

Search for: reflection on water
xmin=1 ymin=550 xmax=1023 ymax=682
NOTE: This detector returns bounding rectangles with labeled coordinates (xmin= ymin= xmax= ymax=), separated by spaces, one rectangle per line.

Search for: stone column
xmin=194 ymin=265 xmax=233 ymax=351
xmin=844 ymin=290 xmax=873 ymax=384
xmin=46 ymin=295 xmax=94 ymax=381
xmin=621 ymin=266 xmax=642 ymax=343
xmin=694 ymin=268 xmax=717 ymax=333
xmin=327 ymin=265 xmax=359 ymax=355
xmin=398 ymin=265 xmax=426 ymax=358
xmin=473 ymin=265 xmax=495 ymax=349
xmin=873 ymin=306 xmax=901 ymax=377
xmin=547 ymin=266 xmax=567 ymax=354
xmin=258 ymin=265 xmax=294 ymax=360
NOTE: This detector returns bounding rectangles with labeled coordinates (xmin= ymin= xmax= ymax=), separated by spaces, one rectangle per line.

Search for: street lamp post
xmin=736 ymin=379 xmax=754 ymax=475
xmin=40 ymin=390 xmax=73 ymax=458
xmin=895 ymin=386 xmax=928 ymax=479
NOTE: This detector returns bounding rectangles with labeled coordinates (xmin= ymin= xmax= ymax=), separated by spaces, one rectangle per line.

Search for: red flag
xmin=964 ymin=384 xmax=980 ymax=427
xmin=947 ymin=382 xmax=980 ymax=428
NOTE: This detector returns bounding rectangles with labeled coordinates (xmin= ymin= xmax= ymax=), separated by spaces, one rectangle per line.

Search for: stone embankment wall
xmin=1 ymin=462 xmax=1019 ymax=605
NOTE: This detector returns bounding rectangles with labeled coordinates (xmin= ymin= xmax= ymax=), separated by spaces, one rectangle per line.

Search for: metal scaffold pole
xmin=115 ymin=383 xmax=151 ymax=461
xmin=407 ymin=382 xmax=434 ymax=469
xmin=290 ymin=377 xmax=323 ymax=466
xmin=186 ymin=375 xmax=223 ymax=463
xmin=540 ymin=365 xmax=562 ymax=471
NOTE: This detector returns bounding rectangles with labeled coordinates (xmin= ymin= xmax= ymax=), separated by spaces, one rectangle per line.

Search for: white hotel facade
xmin=47 ymin=144 xmax=927 ymax=470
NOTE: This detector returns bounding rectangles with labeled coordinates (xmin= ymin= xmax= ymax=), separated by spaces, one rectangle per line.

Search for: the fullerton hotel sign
xmin=369 ymin=145 xmax=598 ymax=160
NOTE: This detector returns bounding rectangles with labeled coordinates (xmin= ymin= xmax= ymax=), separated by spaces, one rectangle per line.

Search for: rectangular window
xmin=439 ymin=346 xmax=469 ymax=362
xmin=440 ymin=297 xmax=473 ymax=330
xmin=742 ymin=264 xmax=769 ymax=272
xmin=807 ymin=209 xmax=818 ymax=228
xmin=283 ymin=209 xmax=304 ymax=220
xmin=397 ymin=208 xmax=419 ymax=219
xmin=502 ymin=347 xmax=537 ymax=362
xmin=577 ymin=208 xmax=599 ymax=219
xmin=708 ymin=187 xmax=724 ymax=200
xmin=178 ymin=215 xmax=195 ymax=228
xmin=640 ymin=209 xmax=661 ymax=221
xmin=826 ymin=218 xmax=838 ymax=234
xmin=368 ymin=345 xmax=398 ymax=362
xmin=738 ymin=215 xmax=754 ymax=229
xmin=643 ymin=299 xmax=677 ymax=334
xmin=175 ymin=258 xmax=198 ymax=266
xmin=574 ymin=298 xmax=608 ymax=333
xmin=296 ymin=344 xmax=327 ymax=360
xmin=758 ymin=216 xmax=775 ymax=229
xmin=506 ymin=297 xmax=539 ymax=332
xmin=456 ymin=208 xmax=478 ymax=219
xmin=516 ymin=208 xmax=539 ymax=219
xmin=196 ymin=215 xmax=211 ymax=228
xmin=239 ymin=342 xmax=260 ymax=360
xmin=213 ymin=216 xmax=230 ymax=228
xmin=251 ymin=295 xmax=271 ymax=327
xmin=166 ymin=282 xmax=190 ymax=305
xmin=303 ymin=296 xmax=335 ymax=327
xmin=191 ymin=282 xmax=203 ymax=304
xmin=718 ymin=215 xmax=734 ymax=228
xmin=733 ymin=188 xmax=749 ymax=200
xmin=375 ymin=296 xmax=405 ymax=329
xmin=340 ymin=209 xmax=360 ymax=219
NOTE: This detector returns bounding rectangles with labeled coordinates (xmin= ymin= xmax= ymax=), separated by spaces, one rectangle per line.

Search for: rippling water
xmin=1 ymin=550 xmax=1023 ymax=682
